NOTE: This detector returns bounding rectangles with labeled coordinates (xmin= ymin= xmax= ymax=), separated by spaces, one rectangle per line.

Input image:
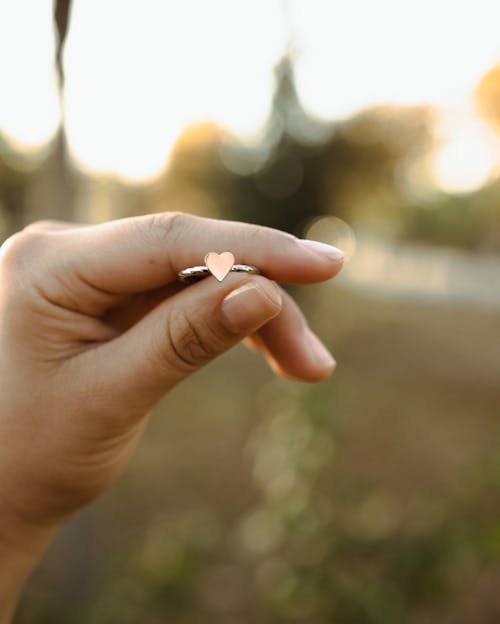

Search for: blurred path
xmin=338 ymin=234 xmax=500 ymax=308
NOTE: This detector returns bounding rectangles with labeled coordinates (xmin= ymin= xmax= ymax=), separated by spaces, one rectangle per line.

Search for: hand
xmin=0 ymin=212 xmax=343 ymax=618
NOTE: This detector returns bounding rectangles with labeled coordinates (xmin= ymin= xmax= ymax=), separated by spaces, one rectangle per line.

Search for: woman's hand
xmin=0 ymin=212 xmax=343 ymax=619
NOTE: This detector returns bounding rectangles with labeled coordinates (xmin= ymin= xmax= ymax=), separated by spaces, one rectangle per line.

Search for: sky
xmin=1 ymin=0 xmax=500 ymax=191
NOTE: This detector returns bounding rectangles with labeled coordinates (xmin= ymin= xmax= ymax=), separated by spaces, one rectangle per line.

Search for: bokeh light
xmin=431 ymin=110 xmax=500 ymax=193
xmin=304 ymin=216 xmax=357 ymax=262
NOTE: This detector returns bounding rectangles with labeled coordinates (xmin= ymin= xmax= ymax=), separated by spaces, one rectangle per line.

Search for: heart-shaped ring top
xmin=204 ymin=251 xmax=235 ymax=281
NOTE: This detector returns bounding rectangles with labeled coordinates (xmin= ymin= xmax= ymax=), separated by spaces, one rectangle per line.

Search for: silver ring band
xmin=177 ymin=263 xmax=260 ymax=284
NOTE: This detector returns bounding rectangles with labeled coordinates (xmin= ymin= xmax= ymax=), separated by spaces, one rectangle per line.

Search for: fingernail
xmin=297 ymin=239 xmax=344 ymax=261
xmin=303 ymin=326 xmax=336 ymax=369
xmin=221 ymin=280 xmax=282 ymax=332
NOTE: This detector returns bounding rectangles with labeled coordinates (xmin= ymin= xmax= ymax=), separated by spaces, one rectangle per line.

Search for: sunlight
xmin=1 ymin=0 xmax=500 ymax=189
xmin=431 ymin=108 xmax=500 ymax=193
xmin=0 ymin=0 xmax=60 ymax=151
xmin=62 ymin=0 xmax=287 ymax=183
xmin=290 ymin=0 xmax=500 ymax=119
xmin=289 ymin=0 xmax=500 ymax=194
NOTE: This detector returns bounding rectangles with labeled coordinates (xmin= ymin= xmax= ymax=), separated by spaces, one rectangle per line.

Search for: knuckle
xmin=161 ymin=309 xmax=221 ymax=372
xmin=142 ymin=211 xmax=191 ymax=247
xmin=0 ymin=229 xmax=49 ymax=272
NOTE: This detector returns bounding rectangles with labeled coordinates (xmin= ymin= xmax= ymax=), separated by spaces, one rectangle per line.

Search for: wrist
xmin=0 ymin=498 xmax=59 ymax=623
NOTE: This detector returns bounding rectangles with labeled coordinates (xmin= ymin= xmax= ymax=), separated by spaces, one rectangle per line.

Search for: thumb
xmin=87 ymin=273 xmax=282 ymax=414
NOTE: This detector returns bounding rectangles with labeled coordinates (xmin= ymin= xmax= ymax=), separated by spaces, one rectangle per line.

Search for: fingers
xmin=79 ymin=272 xmax=283 ymax=416
xmin=59 ymin=212 xmax=344 ymax=297
xmin=243 ymin=286 xmax=336 ymax=382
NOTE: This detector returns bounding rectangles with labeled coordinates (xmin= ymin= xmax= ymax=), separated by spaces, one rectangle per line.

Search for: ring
xmin=176 ymin=251 xmax=260 ymax=284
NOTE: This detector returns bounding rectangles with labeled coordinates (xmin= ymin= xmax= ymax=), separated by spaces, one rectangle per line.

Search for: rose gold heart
xmin=205 ymin=251 xmax=235 ymax=282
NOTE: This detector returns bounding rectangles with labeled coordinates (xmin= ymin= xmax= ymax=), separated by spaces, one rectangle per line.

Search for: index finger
xmin=61 ymin=212 xmax=344 ymax=294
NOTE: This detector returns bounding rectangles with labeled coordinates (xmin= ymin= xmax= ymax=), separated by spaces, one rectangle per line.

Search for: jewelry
xmin=177 ymin=251 xmax=260 ymax=284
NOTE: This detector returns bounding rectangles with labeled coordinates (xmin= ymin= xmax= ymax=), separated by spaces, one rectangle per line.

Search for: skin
xmin=0 ymin=211 xmax=343 ymax=622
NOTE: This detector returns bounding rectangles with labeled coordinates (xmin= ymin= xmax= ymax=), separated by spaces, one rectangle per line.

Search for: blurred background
xmin=2 ymin=0 xmax=500 ymax=622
